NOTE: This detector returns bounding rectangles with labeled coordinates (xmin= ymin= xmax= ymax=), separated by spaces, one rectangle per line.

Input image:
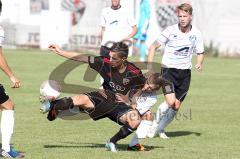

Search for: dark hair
xmin=0 ymin=0 xmax=2 ymax=14
xmin=110 ymin=42 xmax=129 ymax=58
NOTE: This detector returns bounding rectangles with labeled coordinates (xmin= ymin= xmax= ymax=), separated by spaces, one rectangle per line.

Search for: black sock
xmin=110 ymin=124 xmax=135 ymax=144
xmin=51 ymin=97 xmax=74 ymax=111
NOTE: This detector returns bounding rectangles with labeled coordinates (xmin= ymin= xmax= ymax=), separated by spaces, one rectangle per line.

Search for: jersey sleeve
xmin=156 ymin=27 xmax=171 ymax=46
xmin=0 ymin=27 xmax=5 ymax=47
xmin=161 ymin=78 xmax=175 ymax=95
xmin=88 ymin=56 xmax=104 ymax=72
xmin=195 ymin=33 xmax=204 ymax=54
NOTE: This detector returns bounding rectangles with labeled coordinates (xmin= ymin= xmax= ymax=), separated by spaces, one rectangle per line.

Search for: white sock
xmin=136 ymin=120 xmax=153 ymax=139
xmin=1 ymin=110 xmax=14 ymax=152
xmin=155 ymin=101 xmax=169 ymax=123
xmin=129 ymin=134 xmax=139 ymax=147
xmin=152 ymin=120 xmax=158 ymax=128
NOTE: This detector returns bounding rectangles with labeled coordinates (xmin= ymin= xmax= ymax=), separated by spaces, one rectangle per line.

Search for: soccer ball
xmin=40 ymin=80 xmax=61 ymax=100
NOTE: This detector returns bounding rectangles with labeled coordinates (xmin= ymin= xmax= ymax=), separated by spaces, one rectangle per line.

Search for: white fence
xmin=1 ymin=0 xmax=240 ymax=55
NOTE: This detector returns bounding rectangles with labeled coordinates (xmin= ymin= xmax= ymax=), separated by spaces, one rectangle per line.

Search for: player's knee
xmin=142 ymin=111 xmax=153 ymax=121
xmin=166 ymin=99 xmax=175 ymax=107
xmin=128 ymin=120 xmax=140 ymax=130
xmin=1 ymin=99 xmax=15 ymax=110
xmin=174 ymin=100 xmax=181 ymax=110
xmin=126 ymin=110 xmax=141 ymax=129
xmin=148 ymin=111 xmax=154 ymax=120
xmin=165 ymin=93 xmax=176 ymax=107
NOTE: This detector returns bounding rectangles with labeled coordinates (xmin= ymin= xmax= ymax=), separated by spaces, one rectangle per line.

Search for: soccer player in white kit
xmin=147 ymin=3 xmax=205 ymax=139
xmin=127 ymin=90 xmax=157 ymax=151
xmin=0 ymin=1 xmax=24 ymax=157
xmin=99 ymin=0 xmax=137 ymax=56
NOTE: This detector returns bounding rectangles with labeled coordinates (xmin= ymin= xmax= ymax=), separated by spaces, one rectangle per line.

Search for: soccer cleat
xmin=1 ymin=148 xmax=25 ymax=158
xmin=40 ymin=101 xmax=51 ymax=114
xmin=159 ymin=132 xmax=169 ymax=139
xmin=105 ymin=141 xmax=117 ymax=153
xmin=47 ymin=105 xmax=58 ymax=121
xmin=39 ymin=95 xmax=56 ymax=114
xmin=127 ymin=143 xmax=149 ymax=151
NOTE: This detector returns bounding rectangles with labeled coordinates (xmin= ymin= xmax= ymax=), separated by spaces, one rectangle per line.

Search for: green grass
xmin=1 ymin=49 xmax=240 ymax=159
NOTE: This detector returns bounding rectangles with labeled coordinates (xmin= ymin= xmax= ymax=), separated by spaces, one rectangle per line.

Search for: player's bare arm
xmin=48 ymin=44 xmax=88 ymax=62
xmin=195 ymin=53 xmax=204 ymax=72
xmin=124 ymin=25 xmax=138 ymax=40
xmin=100 ymin=27 xmax=105 ymax=42
xmin=0 ymin=47 xmax=20 ymax=88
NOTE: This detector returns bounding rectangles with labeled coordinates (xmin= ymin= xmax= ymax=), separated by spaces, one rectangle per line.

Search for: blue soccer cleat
xmin=40 ymin=100 xmax=51 ymax=114
xmin=105 ymin=141 xmax=117 ymax=153
xmin=39 ymin=95 xmax=56 ymax=114
xmin=1 ymin=148 xmax=25 ymax=158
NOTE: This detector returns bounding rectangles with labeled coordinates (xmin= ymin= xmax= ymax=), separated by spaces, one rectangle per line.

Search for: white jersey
xmin=135 ymin=91 xmax=157 ymax=115
xmin=157 ymin=24 xmax=204 ymax=69
xmin=0 ymin=26 xmax=4 ymax=47
xmin=100 ymin=6 xmax=136 ymax=46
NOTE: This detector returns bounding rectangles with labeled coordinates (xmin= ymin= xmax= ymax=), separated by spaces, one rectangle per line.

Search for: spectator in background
xmin=30 ymin=0 xmax=49 ymax=14
xmin=30 ymin=0 xmax=42 ymax=14
xmin=61 ymin=0 xmax=86 ymax=26
xmin=134 ymin=0 xmax=151 ymax=62
xmin=100 ymin=0 xmax=137 ymax=57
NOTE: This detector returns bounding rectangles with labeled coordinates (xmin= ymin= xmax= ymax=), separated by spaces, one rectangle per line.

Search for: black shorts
xmin=0 ymin=84 xmax=9 ymax=104
xmin=161 ymin=68 xmax=191 ymax=102
xmin=84 ymin=90 xmax=132 ymax=125
xmin=100 ymin=46 xmax=110 ymax=57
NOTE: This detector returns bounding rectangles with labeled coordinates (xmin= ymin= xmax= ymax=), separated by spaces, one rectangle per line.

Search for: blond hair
xmin=177 ymin=3 xmax=193 ymax=15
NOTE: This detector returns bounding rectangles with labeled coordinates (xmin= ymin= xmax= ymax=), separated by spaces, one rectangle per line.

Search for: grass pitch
xmin=0 ymin=49 xmax=239 ymax=159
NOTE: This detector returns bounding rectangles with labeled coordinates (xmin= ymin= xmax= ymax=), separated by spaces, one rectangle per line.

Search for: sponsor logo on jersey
xmin=138 ymin=96 xmax=147 ymax=102
xmin=169 ymin=34 xmax=178 ymax=40
xmin=189 ymin=35 xmax=197 ymax=43
xmin=122 ymin=78 xmax=130 ymax=85
xmin=109 ymin=82 xmax=125 ymax=92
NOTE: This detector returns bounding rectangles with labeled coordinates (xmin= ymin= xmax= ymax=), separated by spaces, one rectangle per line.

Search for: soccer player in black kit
xmin=46 ymin=42 xmax=146 ymax=152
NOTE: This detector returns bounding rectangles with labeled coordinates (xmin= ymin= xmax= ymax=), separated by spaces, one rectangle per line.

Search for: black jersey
xmin=88 ymin=56 xmax=145 ymax=95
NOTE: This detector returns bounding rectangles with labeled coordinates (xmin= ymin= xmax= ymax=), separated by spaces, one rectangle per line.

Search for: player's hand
xmin=195 ymin=63 xmax=203 ymax=72
xmin=48 ymin=44 xmax=61 ymax=54
xmin=10 ymin=76 xmax=21 ymax=88
xmin=116 ymin=93 xmax=130 ymax=104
